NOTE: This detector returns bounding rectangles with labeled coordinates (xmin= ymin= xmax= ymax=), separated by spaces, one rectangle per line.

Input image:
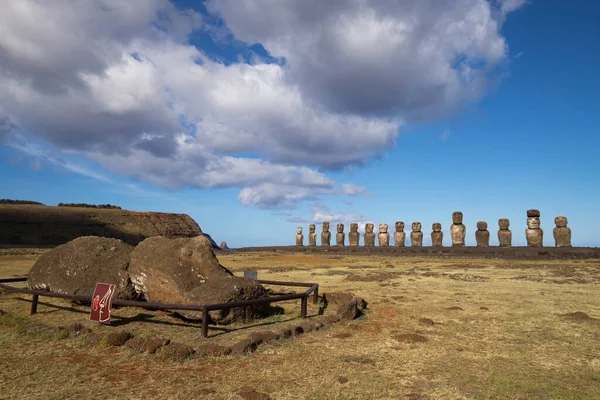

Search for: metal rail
xmin=0 ymin=277 xmax=319 ymax=338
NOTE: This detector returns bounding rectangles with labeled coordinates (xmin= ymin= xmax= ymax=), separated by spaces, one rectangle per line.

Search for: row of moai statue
xmin=295 ymin=210 xmax=572 ymax=247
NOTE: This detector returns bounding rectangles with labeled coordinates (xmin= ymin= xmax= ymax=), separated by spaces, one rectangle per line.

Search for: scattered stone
xmin=67 ymin=322 xmax=92 ymax=337
xmin=156 ymin=342 xmax=196 ymax=361
xmin=498 ymin=218 xmax=512 ymax=247
xmin=378 ymin=223 xmax=390 ymax=246
xmin=321 ymin=222 xmax=331 ymax=247
xmin=336 ymin=299 xmax=362 ymax=321
xmin=277 ymin=328 xmax=292 ymax=339
xmin=450 ymin=211 xmax=466 ymax=247
xmin=295 ymin=227 xmax=304 ymax=246
xmin=394 ymin=221 xmax=406 ymax=247
xmin=235 ymin=390 xmax=272 ymax=400
xmin=197 ymin=344 xmax=231 ymax=357
xmin=231 ymin=338 xmax=257 ymax=354
xmin=410 ymin=222 xmax=423 ymax=247
xmin=392 ymin=332 xmax=428 ymax=343
xmin=308 ymin=224 xmax=317 ymax=246
xmin=418 ymin=318 xmax=434 ymax=326
xmin=337 ymin=376 xmax=349 ymax=384
xmin=145 ymin=338 xmax=171 ymax=354
xmin=336 ymin=224 xmax=345 ymax=247
xmin=291 ymin=325 xmax=304 ymax=336
xmin=248 ymin=331 xmax=278 ymax=346
xmin=554 ymin=216 xmax=572 ymax=247
xmin=475 ymin=221 xmax=490 ymax=247
xmin=480 ymin=306 xmax=489 ymax=310
xmin=298 ymin=320 xmax=315 ymax=334
xmin=332 ymin=332 xmax=352 ymax=339
xmin=349 ymin=223 xmax=360 ymax=246
xmin=27 ymin=236 xmax=138 ymax=300
xmin=313 ymin=320 xmax=324 ymax=330
xmin=106 ymin=331 xmax=133 ymax=346
xmin=364 ymin=223 xmax=375 ymax=247
xmin=124 ymin=337 xmax=147 ymax=353
xmin=561 ymin=312 xmax=592 ymax=320
xmin=446 ymin=306 xmax=464 ymax=311
xmin=431 ymin=223 xmax=443 ymax=247
xmin=324 ymin=292 xmax=368 ymax=310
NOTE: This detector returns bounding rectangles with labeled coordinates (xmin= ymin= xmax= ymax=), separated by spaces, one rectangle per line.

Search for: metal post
xmin=30 ymin=294 xmax=39 ymax=315
xmin=202 ymin=307 xmax=209 ymax=338
xmin=313 ymin=287 xmax=319 ymax=304
xmin=244 ymin=305 xmax=248 ymax=323
xmin=301 ymin=296 xmax=307 ymax=319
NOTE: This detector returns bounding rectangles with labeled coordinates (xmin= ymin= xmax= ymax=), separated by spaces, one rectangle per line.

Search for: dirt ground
xmin=1 ymin=248 xmax=600 ymax=399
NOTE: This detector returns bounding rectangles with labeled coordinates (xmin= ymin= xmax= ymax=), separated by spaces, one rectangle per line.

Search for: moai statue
xmin=475 ymin=221 xmax=490 ymax=247
xmin=394 ymin=221 xmax=406 ymax=247
xmin=411 ymin=222 xmax=423 ymax=247
xmin=336 ymin=223 xmax=345 ymax=246
xmin=498 ymin=218 xmax=512 ymax=247
xmin=295 ymin=227 xmax=304 ymax=246
xmin=553 ymin=216 xmax=571 ymax=247
xmin=321 ymin=221 xmax=331 ymax=246
xmin=450 ymin=211 xmax=466 ymax=247
xmin=525 ymin=209 xmax=543 ymax=247
xmin=349 ymin=223 xmax=360 ymax=246
xmin=308 ymin=224 xmax=317 ymax=246
xmin=378 ymin=223 xmax=390 ymax=246
xmin=364 ymin=223 xmax=375 ymax=246
xmin=431 ymin=223 xmax=443 ymax=247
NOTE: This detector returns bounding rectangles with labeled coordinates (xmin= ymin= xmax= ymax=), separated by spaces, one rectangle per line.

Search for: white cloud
xmin=0 ymin=0 xmax=525 ymax=209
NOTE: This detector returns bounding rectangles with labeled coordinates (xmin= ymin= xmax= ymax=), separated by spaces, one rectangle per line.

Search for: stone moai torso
xmin=295 ymin=227 xmax=304 ymax=246
xmin=394 ymin=221 xmax=406 ymax=247
xmin=349 ymin=223 xmax=360 ymax=246
xmin=475 ymin=221 xmax=490 ymax=247
xmin=498 ymin=218 xmax=512 ymax=247
xmin=364 ymin=223 xmax=375 ymax=246
xmin=553 ymin=216 xmax=571 ymax=247
xmin=321 ymin=221 xmax=331 ymax=246
xmin=525 ymin=209 xmax=543 ymax=247
xmin=450 ymin=211 xmax=466 ymax=247
xmin=308 ymin=224 xmax=317 ymax=246
xmin=378 ymin=223 xmax=390 ymax=246
xmin=431 ymin=223 xmax=443 ymax=247
xmin=411 ymin=222 xmax=423 ymax=247
xmin=336 ymin=223 xmax=345 ymax=246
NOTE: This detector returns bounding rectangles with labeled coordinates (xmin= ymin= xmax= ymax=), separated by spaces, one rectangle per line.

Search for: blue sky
xmin=1 ymin=0 xmax=599 ymax=247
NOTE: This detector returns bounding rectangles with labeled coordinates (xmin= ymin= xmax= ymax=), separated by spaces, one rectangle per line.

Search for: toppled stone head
xmin=432 ymin=223 xmax=442 ymax=232
xmin=395 ymin=221 xmax=405 ymax=232
xmin=452 ymin=211 xmax=463 ymax=225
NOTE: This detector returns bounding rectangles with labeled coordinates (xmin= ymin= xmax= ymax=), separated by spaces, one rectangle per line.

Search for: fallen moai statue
xmin=27 ymin=235 xmax=269 ymax=324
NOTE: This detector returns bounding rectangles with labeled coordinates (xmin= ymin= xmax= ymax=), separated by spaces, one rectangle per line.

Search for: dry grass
xmin=1 ymin=250 xmax=600 ymax=399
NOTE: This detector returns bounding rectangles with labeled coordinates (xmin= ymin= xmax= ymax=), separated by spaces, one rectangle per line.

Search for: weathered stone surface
xmin=348 ymin=223 xmax=360 ymax=246
xmin=249 ymin=331 xmax=278 ymax=345
xmin=394 ymin=221 xmax=406 ymax=247
xmin=324 ymin=292 xmax=368 ymax=310
xmin=336 ymin=224 xmax=345 ymax=247
xmin=196 ymin=344 xmax=231 ymax=357
xmin=156 ymin=342 xmax=196 ymax=360
xmin=554 ymin=216 xmax=571 ymax=247
xmin=277 ymin=328 xmax=293 ymax=339
xmin=498 ymin=218 xmax=512 ymax=247
xmin=129 ymin=236 xmax=268 ymax=323
xmin=66 ymin=322 xmax=92 ymax=337
xmin=527 ymin=209 xmax=540 ymax=218
xmin=145 ymin=338 xmax=170 ymax=354
xmin=364 ymin=223 xmax=375 ymax=247
xmin=378 ymin=224 xmax=390 ymax=246
xmin=450 ymin=212 xmax=466 ymax=247
xmin=106 ymin=331 xmax=133 ymax=346
xmin=526 ymin=217 xmax=543 ymax=247
xmin=431 ymin=223 xmax=443 ymax=247
xmin=475 ymin=221 xmax=490 ymax=247
xmin=337 ymin=300 xmax=362 ymax=320
xmin=27 ymin=236 xmax=138 ymax=300
xmin=308 ymin=224 xmax=317 ymax=246
xmin=219 ymin=241 xmax=230 ymax=250
xmin=295 ymin=227 xmax=304 ymax=246
xmin=299 ymin=320 xmax=315 ymax=333
xmin=321 ymin=222 xmax=331 ymax=247
xmin=411 ymin=222 xmax=423 ymax=247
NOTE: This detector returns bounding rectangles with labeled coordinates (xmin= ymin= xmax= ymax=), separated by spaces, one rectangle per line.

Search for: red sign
xmin=90 ymin=283 xmax=116 ymax=324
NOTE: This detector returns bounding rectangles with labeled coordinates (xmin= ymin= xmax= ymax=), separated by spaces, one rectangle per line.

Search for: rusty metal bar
xmin=313 ymin=286 xmax=319 ymax=304
xmin=301 ymin=296 xmax=307 ymax=318
xmin=30 ymin=294 xmax=38 ymax=315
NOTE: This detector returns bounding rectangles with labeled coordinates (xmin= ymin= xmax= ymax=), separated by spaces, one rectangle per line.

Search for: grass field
xmin=1 ymin=249 xmax=599 ymax=399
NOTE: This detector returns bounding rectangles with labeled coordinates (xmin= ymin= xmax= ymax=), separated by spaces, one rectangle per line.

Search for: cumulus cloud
xmin=0 ymin=0 xmax=525 ymax=209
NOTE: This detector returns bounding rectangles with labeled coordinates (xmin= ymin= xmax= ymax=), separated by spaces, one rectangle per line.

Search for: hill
xmin=0 ymin=204 xmax=203 ymax=246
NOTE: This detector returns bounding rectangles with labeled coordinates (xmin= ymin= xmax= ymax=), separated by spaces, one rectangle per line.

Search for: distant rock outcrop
xmin=0 ymin=204 xmax=202 ymax=246
xmin=27 ymin=236 xmax=139 ymax=300
xmin=220 ymin=241 xmax=230 ymax=250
